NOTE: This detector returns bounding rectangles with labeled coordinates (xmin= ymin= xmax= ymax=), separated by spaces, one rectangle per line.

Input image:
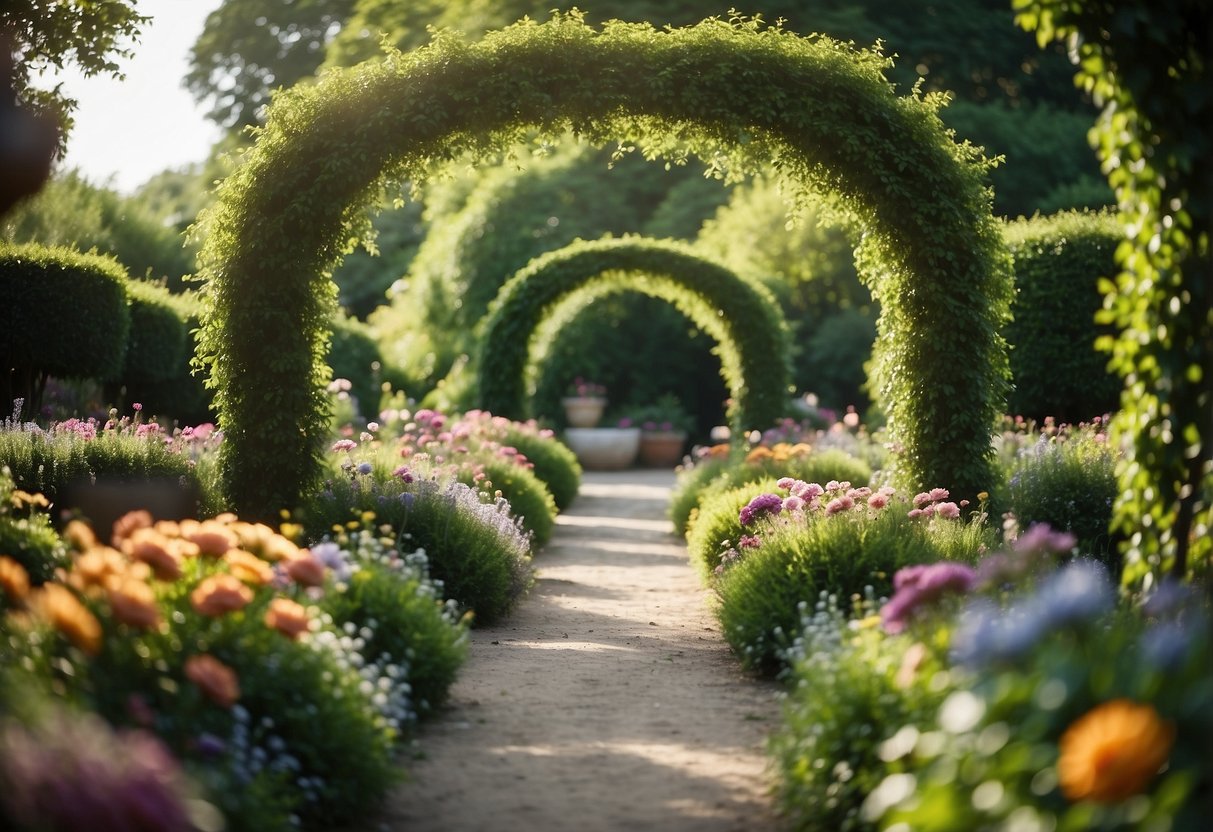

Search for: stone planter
xmin=561 ymin=396 xmax=607 ymax=428
xmin=564 ymin=427 xmax=640 ymax=470
xmin=637 ymin=430 xmax=687 ymax=468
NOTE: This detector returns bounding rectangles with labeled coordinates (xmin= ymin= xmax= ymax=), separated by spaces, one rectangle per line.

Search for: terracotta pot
xmin=561 ymin=396 xmax=607 ymax=428
xmin=563 ymin=427 xmax=640 ymax=470
xmin=638 ymin=431 xmax=687 ymax=468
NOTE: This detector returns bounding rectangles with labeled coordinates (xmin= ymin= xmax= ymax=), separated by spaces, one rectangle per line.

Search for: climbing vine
xmin=196 ymin=13 xmax=1009 ymax=517
xmin=1015 ymin=0 xmax=1212 ymax=586
xmin=477 ymin=236 xmax=789 ymax=432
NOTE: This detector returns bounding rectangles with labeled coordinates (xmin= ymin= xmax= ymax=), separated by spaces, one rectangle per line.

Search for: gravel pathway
xmin=376 ymin=469 xmax=784 ymax=831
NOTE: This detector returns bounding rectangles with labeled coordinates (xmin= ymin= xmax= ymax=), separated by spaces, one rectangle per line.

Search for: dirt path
xmin=378 ymin=469 xmax=785 ymax=831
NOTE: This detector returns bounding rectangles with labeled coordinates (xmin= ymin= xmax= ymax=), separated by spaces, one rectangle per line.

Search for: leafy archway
xmin=478 ymin=237 xmax=789 ymax=432
xmin=196 ymin=13 xmax=1010 ymax=516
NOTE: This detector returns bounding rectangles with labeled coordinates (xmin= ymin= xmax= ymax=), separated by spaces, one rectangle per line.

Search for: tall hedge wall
xmin=196 ymin=14 xmax=1010 ymax=516
xmin=1 ymin=243 xmax=130 ymax=419
xmin=1004 ymin=211 xmax=1121 ymax=422
xmin=478 ymin=236 xmax=790 ymax=432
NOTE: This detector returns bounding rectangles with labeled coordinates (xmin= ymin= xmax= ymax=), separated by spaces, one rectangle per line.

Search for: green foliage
xmin=119 ymin=280 xmax=191 ymax=385
xmin=1003 ymin=211 xmax=1122 ymax=422
xmin=478 ymin=236 xmax=791 ymax=434
xmin=685 ymin=476 xmax=779 ymax=579
xmin=2 ymin=170 xmax=198 ymax=290
xmin=2 ymin=1 xmax=148 ymax=151
xmin=120 ymin=290 xmax=214 ymax=424
xmin=455 ymin=457 xmax=556 ymax=548
xmin=500 ymin=425 xmax=581 ymax=511
xmin=1003 ymin=430 xmax=1119 ymax=570
xmin=718 ymin=509 xmax=990 ymax=673
xmin=197 ymin=14 xmax=1010 ymax=517
xmin=0 ymin=243 xmax=131 ymax=419
xmin=1015 ymin=0 xmax=1213 ymax=585
xmin=669 ymin=455 xmax=730 ymax=535
xmin=328 ymin=312 xmax=382 ymax=419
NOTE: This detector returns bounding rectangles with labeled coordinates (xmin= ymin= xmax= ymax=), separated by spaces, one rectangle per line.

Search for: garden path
xmin=375 ymin=468 xmax=785 ymax=831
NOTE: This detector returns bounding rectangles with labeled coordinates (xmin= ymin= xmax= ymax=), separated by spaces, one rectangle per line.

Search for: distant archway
xmin=478 ymin=237 xmax=789 ymax=432
xmin=196 ymin=14 xmax=1010 ymax=515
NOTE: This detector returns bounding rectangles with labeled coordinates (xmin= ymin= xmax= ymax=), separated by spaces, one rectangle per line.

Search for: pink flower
xmin=936 ymin=501 xmax=961 ymax=519
xmin=776 ymin=477 xmax=797 ymax=490
xmin=868 ymin=493 xmax=890 ymax=510
xmin=928 ymin=487 xmax=950 ymax=502
xmin=783 ymin=495 xmax=805 ymax=512
xmin=331 ymin=439 xmax=357 ymax=453
xmin=825 ymin=496 xmax=854 ymax=516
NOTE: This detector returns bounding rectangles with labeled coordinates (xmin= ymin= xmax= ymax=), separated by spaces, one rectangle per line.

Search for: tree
xmin=1 ymin=1 xmax=148 ymax=152
xmin=186 ymin=0 xmax=356 ymax=129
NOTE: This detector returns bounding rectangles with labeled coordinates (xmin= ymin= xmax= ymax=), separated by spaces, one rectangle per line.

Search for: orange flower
xmin=261 ymin=533 xmax=302 ymax=564
xmin=285 ymin=553 xmax=327 ymax=588
xmin=38 ymin=583 xmax=103 ymax=655
xmin=264 ymin=597 xmax=310 ymax=640
xmin=62 ymin=519 xmax=97 ymax=552
xmin=71 ymin=546 xmax=132 ymax=590
xmin=224 ymin=549 xmax=274 ymax=586
xmin=190 ymin=574 xmax=254 ymax=617
xmin=122 ymin=528 xmax=183 ymax=582
xmin=184 ymin=653 xmax=240 ymax=707
xmin=1058 ymin=699 xmax=1176 ymax=803
xmin=231 ymin=522 xmax=274 ymax=558
xmin=704 ymin=443 xmax=731 ymax=458
xmin=744 ymin=446 xmax=773 ymax=463
xmin=111 ymin=510 xmax=154 ymax=546
xmin=106 ymin=578 xmax=161 ymax=630
xmin=187 ymin=521 xmax=237 ymax=558
xmin=0 ymin=556 xmax=30 ymax=602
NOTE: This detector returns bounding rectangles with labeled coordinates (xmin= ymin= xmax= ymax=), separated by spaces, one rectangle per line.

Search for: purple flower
xmin=738 ymin=535 xmax=763 ymax=549
xmin=1013 ymin=523 xmax=1076 ymax=555
xmin=739 ymin=493 xmax=783 ymax=526
xmin=356 ymin=462 xmax=373 ymax=476
xmin=881 ymin=561 xmax=977 ymax=633
xmin=393 ymin=465 xmax=414 ymax=483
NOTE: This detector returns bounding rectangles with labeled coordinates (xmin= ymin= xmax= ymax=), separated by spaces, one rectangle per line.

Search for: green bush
xmin=120 ymin=290 xmax=214 ymax=424
xmin=1003 ymin=211 xmax=1122 ymax=422
xmin=501 ymin=425 xmax=581 ymax=512
xmin=300 ymin=475 xmax=533 ymax=626
xmin=119 ymin=280 xmax=190 ymax=385
xmin=669 ymin=455 xmax=731 ymax=535
xmin=718 ymin=508 xmax=990 ymax=673
xmin=455 ymin=457 xmax=557 ymax=549
xmin=0 ymin=467 xmax=66 ymax=583
xmin=1001 ymin=428 xmax=1118 ymax=570
xmin=328 ymin=312 xmax=382 ymax=420
xmin=0 ymin=243 xmax=131 ymax=418
xmin=685 ymin=476 xmax=780 ymax=579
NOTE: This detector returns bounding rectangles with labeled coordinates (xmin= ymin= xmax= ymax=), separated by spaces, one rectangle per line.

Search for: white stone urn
xmin=561 ymin=396 xmax=607 ymax=428
xmin=563 ymin=427 xmax=641 ymax=470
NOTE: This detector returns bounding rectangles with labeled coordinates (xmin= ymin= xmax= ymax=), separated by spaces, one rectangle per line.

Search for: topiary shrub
xmin=118 ymin=280 xmax=190 ymax=387
xmin=328 ymin=312 xmax=383 ymax=419
xmin=478 ymin=236 xmax=791 ymax=434
xmin=455 ymin=456 xmax=556 ymax=548
xmin=197 ymin=14 xmax=1011 ymax=517
xmin=120 ymin=290 xmax=214 ymax=424
xmin=500 ymin=425 xmax=581 ymax=511
xmin=685 ymin=476 xmax=780 ymax=579
xmin=0 ymin=243 xmax=131 ymax=419
xmin=1003 ymin=211 xmax=1121 ymax=422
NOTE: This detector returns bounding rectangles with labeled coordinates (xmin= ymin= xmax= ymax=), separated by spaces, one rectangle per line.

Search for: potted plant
xmin=630 ymin=394 xmax=694 ymax=468
xmin=563 ymin=415 xmax=642 ymax=470
xmin=561 ymin=377 xmax=607 ymax=427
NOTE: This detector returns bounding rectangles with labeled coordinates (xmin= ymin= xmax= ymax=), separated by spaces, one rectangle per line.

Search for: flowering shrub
xmin=0 ymin=489 xmax=469 ymax=831
xmin=773 ymin=527 xmax=1213 ymax=832
xmin=566 ymin=377 xmax=606 ymax=398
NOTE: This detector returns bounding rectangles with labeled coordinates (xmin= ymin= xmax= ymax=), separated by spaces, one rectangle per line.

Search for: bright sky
xmin=50 ymin=0 xmax=226 ymax=194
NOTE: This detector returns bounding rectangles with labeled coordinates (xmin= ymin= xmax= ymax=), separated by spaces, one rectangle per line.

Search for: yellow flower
xmin=224 ymin=549 xmax=274 ymax=586
xmin=10 ymin=489 xmax=50 ymax=510
xmin=1058 ymin=699 xmax=1175 ymax=803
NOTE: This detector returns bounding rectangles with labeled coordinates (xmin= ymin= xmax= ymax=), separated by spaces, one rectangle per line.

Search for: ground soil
xmin=375 ymin=469 xmax=786 ymax=831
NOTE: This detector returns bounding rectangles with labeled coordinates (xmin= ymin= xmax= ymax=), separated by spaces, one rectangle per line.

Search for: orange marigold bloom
xmin=0 ymin=555 xmax=30 ymax=602
xmin=106 ymin=578 xmax=161 ymax=630
xmin=744 ymin=446 xmax=773 ymax=463
xmin=38 ymin=583 xmax=103 ymax=655
xmin=70 ymin=546 xmax=130 ymax=590
xmin=62 ymin=519 xmax=97 ymax=552
xmin=285 ymin=553 xmax=327 ymax=588
xmin=262 ymin=533 xmax=302 ymax=564
xmin=224 ymin=549 xmax=274 ymax=586
xmin=231 ymin=522 xmax=274 ymax=558
xmin=264 ymin=597 xmax=310 ymax=640
xmin=184 ymin=653 xmax=240 ymax=707
xmin=190 ymin=574 xmax=254 ymax=617
xmin=187 ymin=521 xmax=237 ymax=558
xmin=1058 ymin=699 xmax=1176 ymax=803
xmin=122 ymin=528 xmax=183 ymax=582
xmin=111 ymin=510 xmax=154 ymax=546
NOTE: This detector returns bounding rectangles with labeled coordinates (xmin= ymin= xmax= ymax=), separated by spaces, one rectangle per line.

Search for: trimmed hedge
xmin=196 ymin=14 xmax=1010 ymax=516
xmin=1 ymin=243 xmax=130 ymax=418
xmin=328 ymin=312 xmax=383 ymax=419
xmin=120 ymin=280 xmax=190 ymax=384
xmin=478 ymin=236 xmax=790 ymax=433
xmin=120 ymin=289 xmax=213 ymax=424
xmin=1003 ymin=211 xmax=1121 ymax=422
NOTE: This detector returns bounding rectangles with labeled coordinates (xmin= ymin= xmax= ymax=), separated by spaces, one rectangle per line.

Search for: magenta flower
xmin=783 ymin=495 xmax=805 ymax=512
xmin=739 ymin=493 xmax=783 ymax=526
xmin=1014 ymin=523 xmax=1077 ymax=554
xmin=738 ymin=535 xmax=763 ymax=549
xmin=881 ymin=561 xmax=977 ymax=633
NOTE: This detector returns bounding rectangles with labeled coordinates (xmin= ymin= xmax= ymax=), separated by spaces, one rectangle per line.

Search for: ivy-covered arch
xmin=478 ymin=237 xmax=789 ymax=431
xmin=196 ymin=13 xmax=1011 ymax=517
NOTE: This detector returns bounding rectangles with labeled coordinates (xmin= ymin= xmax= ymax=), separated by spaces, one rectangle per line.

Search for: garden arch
xmin=477 ymin=237 xmax=790 ymax=432
xmin=196 ymin=13 xmax=1011 ymax=516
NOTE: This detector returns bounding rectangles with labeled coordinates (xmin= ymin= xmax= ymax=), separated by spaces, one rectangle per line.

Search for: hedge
xmin=1 ymin=242 xmax=130 ymax=419
xmin=195 ymin=13 xmax=1010 ymax=517
xmin=1003 ymin=211 xmax=1121 ymax=422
